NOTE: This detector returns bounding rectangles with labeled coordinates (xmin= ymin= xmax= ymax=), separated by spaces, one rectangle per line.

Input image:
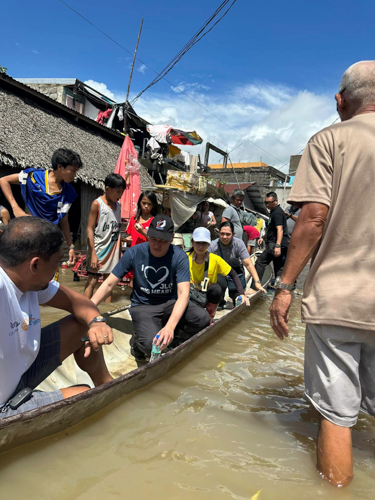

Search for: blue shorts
xmin=0 ymin=321 xmax=63 ymax=418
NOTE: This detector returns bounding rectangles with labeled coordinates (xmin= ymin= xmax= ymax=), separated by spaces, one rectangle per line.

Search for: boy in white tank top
xmin=84 ymin=173 xmax=126 ymax=301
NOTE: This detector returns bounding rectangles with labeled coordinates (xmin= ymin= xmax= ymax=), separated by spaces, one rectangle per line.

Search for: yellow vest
xmin=189 ymin=253 xmax=231 ymax=291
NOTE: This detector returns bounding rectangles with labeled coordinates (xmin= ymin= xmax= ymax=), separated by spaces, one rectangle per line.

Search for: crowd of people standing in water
xmin=1 ymin=60 xmax=375 ymax=490
xmin=0 ymin=147 xmax=266 ymax=417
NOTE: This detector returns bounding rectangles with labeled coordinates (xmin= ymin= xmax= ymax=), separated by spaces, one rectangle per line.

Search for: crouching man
xmin=0 ymin=217 xmax=113 ymax=418
xmin=92 ymin=215 xmax=211 ymax=361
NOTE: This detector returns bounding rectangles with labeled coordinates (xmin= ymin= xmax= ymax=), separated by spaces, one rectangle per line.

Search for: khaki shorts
xmin=305 ymin=323 xmax=375 ymax=427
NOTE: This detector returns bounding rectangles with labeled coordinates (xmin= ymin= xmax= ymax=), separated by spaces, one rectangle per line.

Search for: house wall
xmin=24 ymin=83 xmax=66 ymax=104
xmin=274 ymin=186 xmax=292 ymax=209
xmin=209 ymin=167 xmax=287 ymax=199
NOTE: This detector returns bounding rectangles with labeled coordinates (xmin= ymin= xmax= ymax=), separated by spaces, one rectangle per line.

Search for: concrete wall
xmin=25 ymin=83 xmax=66 ymax=104
xmin=208 ymin=167 xmax=287 ymax=199
xmin=274 ymin=186 xmax=292 ymax=209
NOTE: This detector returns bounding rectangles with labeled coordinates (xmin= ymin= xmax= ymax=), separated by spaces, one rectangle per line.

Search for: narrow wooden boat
xmin=0 ymin=263 xmax=272 ymax=454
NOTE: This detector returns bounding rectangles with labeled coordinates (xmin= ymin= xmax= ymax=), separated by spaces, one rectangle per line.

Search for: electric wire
xmin=57 ymin=0 xmax=309 ymax=167
xmin=131 ymin=0 xmax=238 ymax=104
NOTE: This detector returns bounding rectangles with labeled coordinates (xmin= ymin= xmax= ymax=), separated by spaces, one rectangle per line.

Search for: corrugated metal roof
xmin=224 ymin=183 xmax=255 ymax=195
xmin=16 ymin=78 xmax=77 ymax=85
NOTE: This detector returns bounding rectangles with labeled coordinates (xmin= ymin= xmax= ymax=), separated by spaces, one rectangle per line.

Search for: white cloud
xmin=83 ymin=79 xmax=337 ymax=171
xmin=32 ymin=49 xmax=39 ymax=54
xmin=171 ymin=81 xmax=211 ymax=93
xmin=84 ymin=80 xmax=118 ymax=101
xmin=137 ymin=64 xmax=147 ymax=74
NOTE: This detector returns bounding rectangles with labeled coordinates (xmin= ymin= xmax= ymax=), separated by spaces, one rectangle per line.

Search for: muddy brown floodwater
xmin=0 ymin=270 xmax=375 ymax=499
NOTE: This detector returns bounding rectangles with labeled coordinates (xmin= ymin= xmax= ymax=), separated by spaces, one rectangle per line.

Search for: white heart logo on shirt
xmin=144 ymin=266 xmax=169 ymax=289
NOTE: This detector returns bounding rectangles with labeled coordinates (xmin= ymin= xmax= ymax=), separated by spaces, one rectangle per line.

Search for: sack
xmin=240 ymin=211 xmax=257 ymax=227
xmin=189 ymin=283 xmax=207 ymax=307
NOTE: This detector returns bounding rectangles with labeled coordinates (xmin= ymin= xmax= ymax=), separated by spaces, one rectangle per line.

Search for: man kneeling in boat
xmin=92 ymin=215 xmax=211 ymax=361
xmin=0 ymin=217 xmax=113 ymax=418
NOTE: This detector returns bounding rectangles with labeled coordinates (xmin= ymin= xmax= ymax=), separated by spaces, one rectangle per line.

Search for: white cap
xmin=192 ymin=227 xmax=211 ymax=244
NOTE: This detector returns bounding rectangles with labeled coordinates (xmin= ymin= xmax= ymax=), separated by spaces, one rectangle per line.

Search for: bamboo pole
xmin=124 ymin=19 xmax=144 ymax=134
xmin=126 ymin=18 xmax=144 ymax=103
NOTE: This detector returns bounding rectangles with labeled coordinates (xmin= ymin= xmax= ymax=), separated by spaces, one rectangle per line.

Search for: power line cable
xmin=57 ymin=0 xmax=288 ymax=166
xmin=131 ymin=0 xmax=238 ymax=104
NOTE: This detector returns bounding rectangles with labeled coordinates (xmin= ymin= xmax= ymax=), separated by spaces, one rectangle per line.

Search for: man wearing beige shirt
xmin=270 ymin=61 xmax=375 ymax=487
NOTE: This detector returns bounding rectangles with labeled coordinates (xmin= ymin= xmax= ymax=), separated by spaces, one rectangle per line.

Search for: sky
xmin=2 ymin=0 xmax=375 ymax=171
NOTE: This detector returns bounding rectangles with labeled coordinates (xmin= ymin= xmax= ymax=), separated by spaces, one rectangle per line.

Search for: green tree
xmin=0 ymin=66 xmax=8 ymax=74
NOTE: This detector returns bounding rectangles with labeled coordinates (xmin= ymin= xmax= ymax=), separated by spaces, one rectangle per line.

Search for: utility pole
xmin=124 ymin=18 xmax=144 ymax=133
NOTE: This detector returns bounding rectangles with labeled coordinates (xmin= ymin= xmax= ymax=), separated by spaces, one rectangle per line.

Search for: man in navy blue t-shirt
xmin=92 ymin=215 xmax=210 ymax=360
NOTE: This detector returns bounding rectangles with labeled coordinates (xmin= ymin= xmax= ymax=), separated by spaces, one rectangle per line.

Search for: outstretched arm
xmin=227 ymin=268 xmax=250 ymax=306
xmin=0 ymin=174 xmax=27 ymax=217
xmin=154 ymin=281 xmax=190 ymax=350
xmin=46 ymin=284 xmax=113 ymax=354
xmin=242 ymin=257 xmax=266 ymax=294
xmin=91 ymin=273 xmax=121 ymax=305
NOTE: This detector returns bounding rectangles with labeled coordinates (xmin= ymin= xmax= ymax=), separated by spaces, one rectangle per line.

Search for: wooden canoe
xmin=0 ymin=264 xmax=272 ymax=454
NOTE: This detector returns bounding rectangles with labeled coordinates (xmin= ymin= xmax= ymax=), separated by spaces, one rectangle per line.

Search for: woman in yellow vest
xmin=188 ymin=227 xmax=249 ymax=319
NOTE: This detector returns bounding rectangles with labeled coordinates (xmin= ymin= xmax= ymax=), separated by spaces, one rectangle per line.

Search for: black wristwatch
xmin=275 ymin=244 xmax=281 ymax=248
xmin=88 ymin=315 xmax=106 ymax=327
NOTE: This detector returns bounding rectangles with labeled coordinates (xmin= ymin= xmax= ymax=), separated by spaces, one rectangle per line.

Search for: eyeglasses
xmin=265 ymin=200 xmax=276 ymax=205
xmin=339 ymin=87 xmax=346 ymax=95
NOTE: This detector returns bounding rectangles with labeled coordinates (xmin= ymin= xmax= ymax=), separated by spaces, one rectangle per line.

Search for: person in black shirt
xmin=251 ymin=192 xmax=289 ymax=289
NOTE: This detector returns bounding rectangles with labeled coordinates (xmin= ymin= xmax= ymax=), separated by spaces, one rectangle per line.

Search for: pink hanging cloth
xmin=114 ymin=136 xmax=141 ymax=219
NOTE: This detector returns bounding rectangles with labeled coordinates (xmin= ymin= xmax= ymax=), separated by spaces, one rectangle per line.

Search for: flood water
xmin=1 ymin=271 xmax=375 ymax=498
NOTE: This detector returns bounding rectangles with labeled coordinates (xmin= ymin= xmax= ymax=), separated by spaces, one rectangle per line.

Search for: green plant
xmin=0 ymin=66 xmax=7 ymax=74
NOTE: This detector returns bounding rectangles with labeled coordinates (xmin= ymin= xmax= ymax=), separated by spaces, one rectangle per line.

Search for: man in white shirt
xmin=0 ymin=217 xmax=113 ymax=418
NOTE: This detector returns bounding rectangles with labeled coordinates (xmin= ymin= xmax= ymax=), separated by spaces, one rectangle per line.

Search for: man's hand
xmin=154 ymin=326 xmax=174 ymax=351
xmin=85 ymin=323 xmax=113 ymax=357
xmin=269 ymin=289 xmax=291 ymax=340
xmin=274 ymin=247 xmax=281 ymax=257
xmin=13 ymin=207 xmax=29 ymax=218
xmin=285 ymin=211 xmax=290 ymax=217
xmin=90 ymin=252 xmax=101 ymax=270
xmin=258 ymin=238 xmax=263 ymax=246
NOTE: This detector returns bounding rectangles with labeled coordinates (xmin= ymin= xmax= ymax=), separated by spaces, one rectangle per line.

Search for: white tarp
xmin=207 ymin=197 xmax=228 ymax=208
xmin=169 ymin=191 xmax=205 ymax=229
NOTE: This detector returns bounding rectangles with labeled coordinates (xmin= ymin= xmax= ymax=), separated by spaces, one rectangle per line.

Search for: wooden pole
xmin=124 ymin=18 xmax=144 ymax=134
xmin=126 ymin=18 xmax=144 ymax=104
